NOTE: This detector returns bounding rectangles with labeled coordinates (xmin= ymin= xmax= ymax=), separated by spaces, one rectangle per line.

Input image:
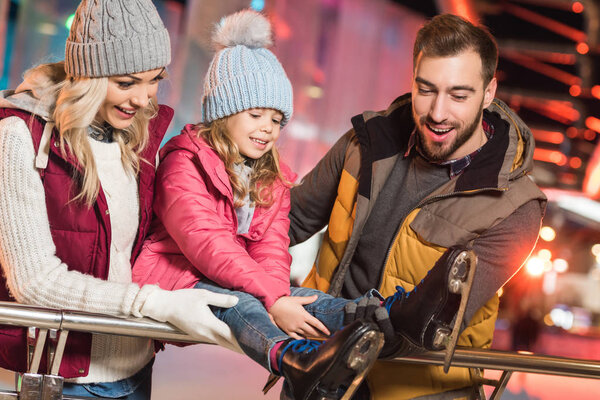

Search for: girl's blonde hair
xmin=22 ymin=62 xmax=157 ymax=206
xmin=197 ymin=117 xmax=290 ymax=208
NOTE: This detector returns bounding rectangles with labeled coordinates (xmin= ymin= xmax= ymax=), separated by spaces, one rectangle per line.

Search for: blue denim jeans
xmin=61 ymin=359 xmax=153 ymax=399
xmin=194 ymin=281 xmax=368 ymax=373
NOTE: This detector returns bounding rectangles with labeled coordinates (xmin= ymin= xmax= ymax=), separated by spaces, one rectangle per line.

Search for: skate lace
xmin=277 ymin=339 xmax=321 ymax=373
xmin=383 ymin=286 xmax=408 ymax=313
xmin=383 ymin=274 xmax=427 ymax=314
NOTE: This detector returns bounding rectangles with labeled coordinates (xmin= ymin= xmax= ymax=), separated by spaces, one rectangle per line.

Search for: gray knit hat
xmin=201 ymin=10 xmax=293 ymax=126
xmin=65 ymin=0 xmax=171 ymax=77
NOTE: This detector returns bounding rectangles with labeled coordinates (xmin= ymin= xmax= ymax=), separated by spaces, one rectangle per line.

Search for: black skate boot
xmin=266 ymin=320 xmax=383 ymax=400
xmin=383 ymin=246 xmax=477 ymax=372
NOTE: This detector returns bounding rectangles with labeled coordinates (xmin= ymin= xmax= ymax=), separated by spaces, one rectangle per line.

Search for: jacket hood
xmin=486 ymin=98 xmax=536 ymax=180
xmin=0 ymin=89 xmax=53 ymax=121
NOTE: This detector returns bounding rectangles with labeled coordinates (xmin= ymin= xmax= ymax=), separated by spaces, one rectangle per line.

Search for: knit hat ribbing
xmin=201 ymin=10 xmax=293 ymax=126
xmin=65 ymin=0 xmax=171 ymax=78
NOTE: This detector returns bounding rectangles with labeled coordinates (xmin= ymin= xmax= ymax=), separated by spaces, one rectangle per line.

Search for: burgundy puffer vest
xmin=0 ymin=105 xmax=173 ymax=378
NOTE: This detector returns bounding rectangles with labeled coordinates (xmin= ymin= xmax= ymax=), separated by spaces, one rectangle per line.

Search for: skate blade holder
xmin=432 ymin=250 xmax=478 ymax=373
xmin=20 ymin=327 xmax=69 ymax=400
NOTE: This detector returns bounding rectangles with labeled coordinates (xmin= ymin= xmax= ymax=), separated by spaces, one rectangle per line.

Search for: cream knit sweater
xmin=0 ymin=116 xmax=155 ymax=383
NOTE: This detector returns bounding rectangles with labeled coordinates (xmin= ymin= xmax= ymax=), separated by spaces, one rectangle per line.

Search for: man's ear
xmin=483 ymin=77 xmax=497 ymax=108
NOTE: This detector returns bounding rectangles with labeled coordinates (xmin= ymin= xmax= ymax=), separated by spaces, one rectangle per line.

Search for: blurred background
xmin=1 ymin=0 xmax=600 ymax=398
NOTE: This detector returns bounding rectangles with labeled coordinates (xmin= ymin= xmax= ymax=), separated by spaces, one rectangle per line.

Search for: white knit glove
xmin=140 ymin=287 xmax=242 ymax=353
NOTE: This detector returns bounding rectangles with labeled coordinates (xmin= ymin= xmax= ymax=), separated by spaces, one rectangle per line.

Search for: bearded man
xmin=288 ymin=14 xmax=546 ymax=400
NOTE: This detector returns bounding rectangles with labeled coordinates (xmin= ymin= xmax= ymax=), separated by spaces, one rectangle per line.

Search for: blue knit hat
xmin=201 ymin=10 xmax=293 ymax=126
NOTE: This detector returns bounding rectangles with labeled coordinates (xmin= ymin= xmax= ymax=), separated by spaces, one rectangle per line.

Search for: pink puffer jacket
xmin=132 ymin=124 xmax=297 ymax=310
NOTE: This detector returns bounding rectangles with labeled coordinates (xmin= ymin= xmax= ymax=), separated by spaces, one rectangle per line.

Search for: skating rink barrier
xmin=0 ymin=301 xmax=598 ymax=399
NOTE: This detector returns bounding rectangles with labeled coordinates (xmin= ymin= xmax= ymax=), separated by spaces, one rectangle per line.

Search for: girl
xmin=0 ymin=1 xmax=239 ymax=398
xmin=132 ymin=9 xmax=383 ymax=400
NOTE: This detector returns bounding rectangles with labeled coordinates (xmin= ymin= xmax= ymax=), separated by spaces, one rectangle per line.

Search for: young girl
xmin=132 ymin=9 xmax=384 ymax=400
xmin=0 ymin=1 xmax=240 ymax=398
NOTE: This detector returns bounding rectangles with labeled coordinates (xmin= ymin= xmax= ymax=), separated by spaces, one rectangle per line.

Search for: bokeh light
xmin=250 ymin=0 xmax=265 ymax=12
xmin=65 ymin=14 xmax=75 ymax=30
xmin=539 ymin=226 xmax=556 ymax=241
xmin=553 ymin=258 xmax=568 ymax=273
xmin=538 ymin=249 xmax=552 ymax=261
xmin=550 ymin=308 xmax=574 ymax=330
xmin=572 ymin=2 xmax=584 ymax=14
xmin=576 ymin=42 xmax=589 ymax=55
xmin=569 ymin=85 xmax=581 ymax=97
xmin=526 ymin=257 xmax=545 ymax=276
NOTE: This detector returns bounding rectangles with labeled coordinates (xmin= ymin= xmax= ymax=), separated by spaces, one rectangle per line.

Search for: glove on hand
xmin=140 ymin=287 xmax=242 ymax=353
xmin=344 ymin=297 xmax=399 ymax=357
xmin=344 ymin=297 xmax=382 ymax=325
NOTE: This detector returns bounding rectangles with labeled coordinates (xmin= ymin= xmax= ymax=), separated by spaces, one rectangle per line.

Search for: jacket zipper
xmin=375 ymin=186 xmax=507 ymax=292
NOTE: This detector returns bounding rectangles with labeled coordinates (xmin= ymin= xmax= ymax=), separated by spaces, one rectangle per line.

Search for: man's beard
xmin=415 ymin=102 xmax=484 ymax=162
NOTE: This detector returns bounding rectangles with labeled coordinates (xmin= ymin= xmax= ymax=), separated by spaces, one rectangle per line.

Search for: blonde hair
xmin=197 ymin=118 xmax=290 ymax=208
xmin=22 ymin=62 xmax=157 ymax=206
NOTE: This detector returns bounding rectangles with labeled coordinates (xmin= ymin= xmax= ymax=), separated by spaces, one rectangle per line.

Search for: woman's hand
xmin=268 ymin=295 xmax=331 ymax=339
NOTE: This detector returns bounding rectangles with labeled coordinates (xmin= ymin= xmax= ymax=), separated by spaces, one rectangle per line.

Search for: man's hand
xmin=269 ymin=295 xmax=331 ymax=339
xmin=344 ymin=297 xmax=400 ymax=357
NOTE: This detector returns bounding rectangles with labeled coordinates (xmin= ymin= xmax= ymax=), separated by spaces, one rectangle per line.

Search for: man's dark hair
xmin=413 ymin=14 xmax=498 ymax=86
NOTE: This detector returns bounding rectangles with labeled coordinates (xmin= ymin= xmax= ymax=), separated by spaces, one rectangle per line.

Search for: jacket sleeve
xmin=154 ymin=150 xmax=290 ymax=310
xmin=246 ymin=186 xmax=293 ymax=290
xmin=465 ymin=199 xmax=544 ymax=322
xmin=289 ymin=129 xmax=355 ymax=246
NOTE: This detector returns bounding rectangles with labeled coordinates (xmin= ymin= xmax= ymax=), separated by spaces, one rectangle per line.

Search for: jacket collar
xmin=161 ymin=124 xmax=234 ymax=200
xmin=350 ymin=94 xmax=535 ymax=196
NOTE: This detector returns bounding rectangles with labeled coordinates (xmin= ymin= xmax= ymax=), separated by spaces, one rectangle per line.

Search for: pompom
xmin=212 ymin=9 xmax=273 ymax=51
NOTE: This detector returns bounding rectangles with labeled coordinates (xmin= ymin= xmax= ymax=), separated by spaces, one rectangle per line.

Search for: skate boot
xmin=267 ymin=320 xmax=383 ymax=400
xmin=383 ymin=246 xmax=477 ymax=372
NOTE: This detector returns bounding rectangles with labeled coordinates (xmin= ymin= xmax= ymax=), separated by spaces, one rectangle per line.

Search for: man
xmin=289 ymin=14 xmax=546 ymax=399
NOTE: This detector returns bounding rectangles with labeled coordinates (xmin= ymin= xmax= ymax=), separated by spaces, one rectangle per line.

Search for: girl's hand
xmin=268 ymin=295 xmax=331 ymax=339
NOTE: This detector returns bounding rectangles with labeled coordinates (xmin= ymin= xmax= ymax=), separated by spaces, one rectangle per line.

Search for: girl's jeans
xmin=193 ymin=281 xmax=374 ymax=373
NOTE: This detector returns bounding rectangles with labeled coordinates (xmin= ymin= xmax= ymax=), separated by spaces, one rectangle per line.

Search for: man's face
xmin=411 ymin=50 xmax=497 ymax=162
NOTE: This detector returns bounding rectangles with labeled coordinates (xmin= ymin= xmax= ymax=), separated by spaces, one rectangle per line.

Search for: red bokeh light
xmin=534 ymin=149 xmax=568 ymax=166
xmin=585 ymin=117 xmax=600 ymax=134
xmin=584 ymin=130 xmax=597 ymax=141
xmin=572 ymin=2 xmax=584 ymax=14
xmin=576 ymin=42 xmax=589 ymax=55
xmin=569 ymin=85 xmax=582 ymax=97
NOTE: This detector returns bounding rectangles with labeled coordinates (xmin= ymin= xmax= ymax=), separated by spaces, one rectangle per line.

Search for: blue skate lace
xmin=277 ymin=339 xmax=321 ymax=374
xmin=383 ymin=273 xmax=428 ymax=314
xmin=383 ymin=286 xmax=409 ymax=314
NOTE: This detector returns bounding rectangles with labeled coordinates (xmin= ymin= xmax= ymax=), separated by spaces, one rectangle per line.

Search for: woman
xmin=0 ymin=0 xmax=238 ymax=398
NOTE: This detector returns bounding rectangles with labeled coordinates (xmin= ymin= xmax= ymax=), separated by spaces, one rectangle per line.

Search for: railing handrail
xmin=0 ymin=301 xmax=599 ymax=380
xmin=0 ymin=301 xmax=194 ymax=343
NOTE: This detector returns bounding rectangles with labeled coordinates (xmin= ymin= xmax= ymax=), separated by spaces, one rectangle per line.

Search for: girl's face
xmin=226 ymin=108 xmax=283 ymax=159
xmin=96 ymin=67 xmax=165 ymax=130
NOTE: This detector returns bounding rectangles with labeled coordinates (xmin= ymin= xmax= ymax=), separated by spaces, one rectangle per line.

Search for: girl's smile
xmin=226 ymin=108 xmax=283 ymax=159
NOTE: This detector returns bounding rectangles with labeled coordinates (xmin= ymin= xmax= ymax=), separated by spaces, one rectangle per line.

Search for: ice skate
xmin=383 ymin=246 xmax=477 ymax=372
xmin=263 ymin=319 xmax=383 ymax=400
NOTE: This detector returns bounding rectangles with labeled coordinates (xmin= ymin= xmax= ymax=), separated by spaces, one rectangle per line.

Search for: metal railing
xmin=0 ymin=301 xmax=599 ymax=399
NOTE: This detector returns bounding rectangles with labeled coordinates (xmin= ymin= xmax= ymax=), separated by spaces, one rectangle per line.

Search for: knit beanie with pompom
xmin=201 ymin=9 xmax=293 ymax=126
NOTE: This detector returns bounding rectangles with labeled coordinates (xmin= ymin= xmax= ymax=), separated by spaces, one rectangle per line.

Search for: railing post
xmin=489 ymin=370 xmax=513 ymax=400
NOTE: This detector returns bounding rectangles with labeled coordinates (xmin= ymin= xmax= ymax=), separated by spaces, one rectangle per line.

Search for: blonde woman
xmin=0 ymin=1 xmax=238 ymax=398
